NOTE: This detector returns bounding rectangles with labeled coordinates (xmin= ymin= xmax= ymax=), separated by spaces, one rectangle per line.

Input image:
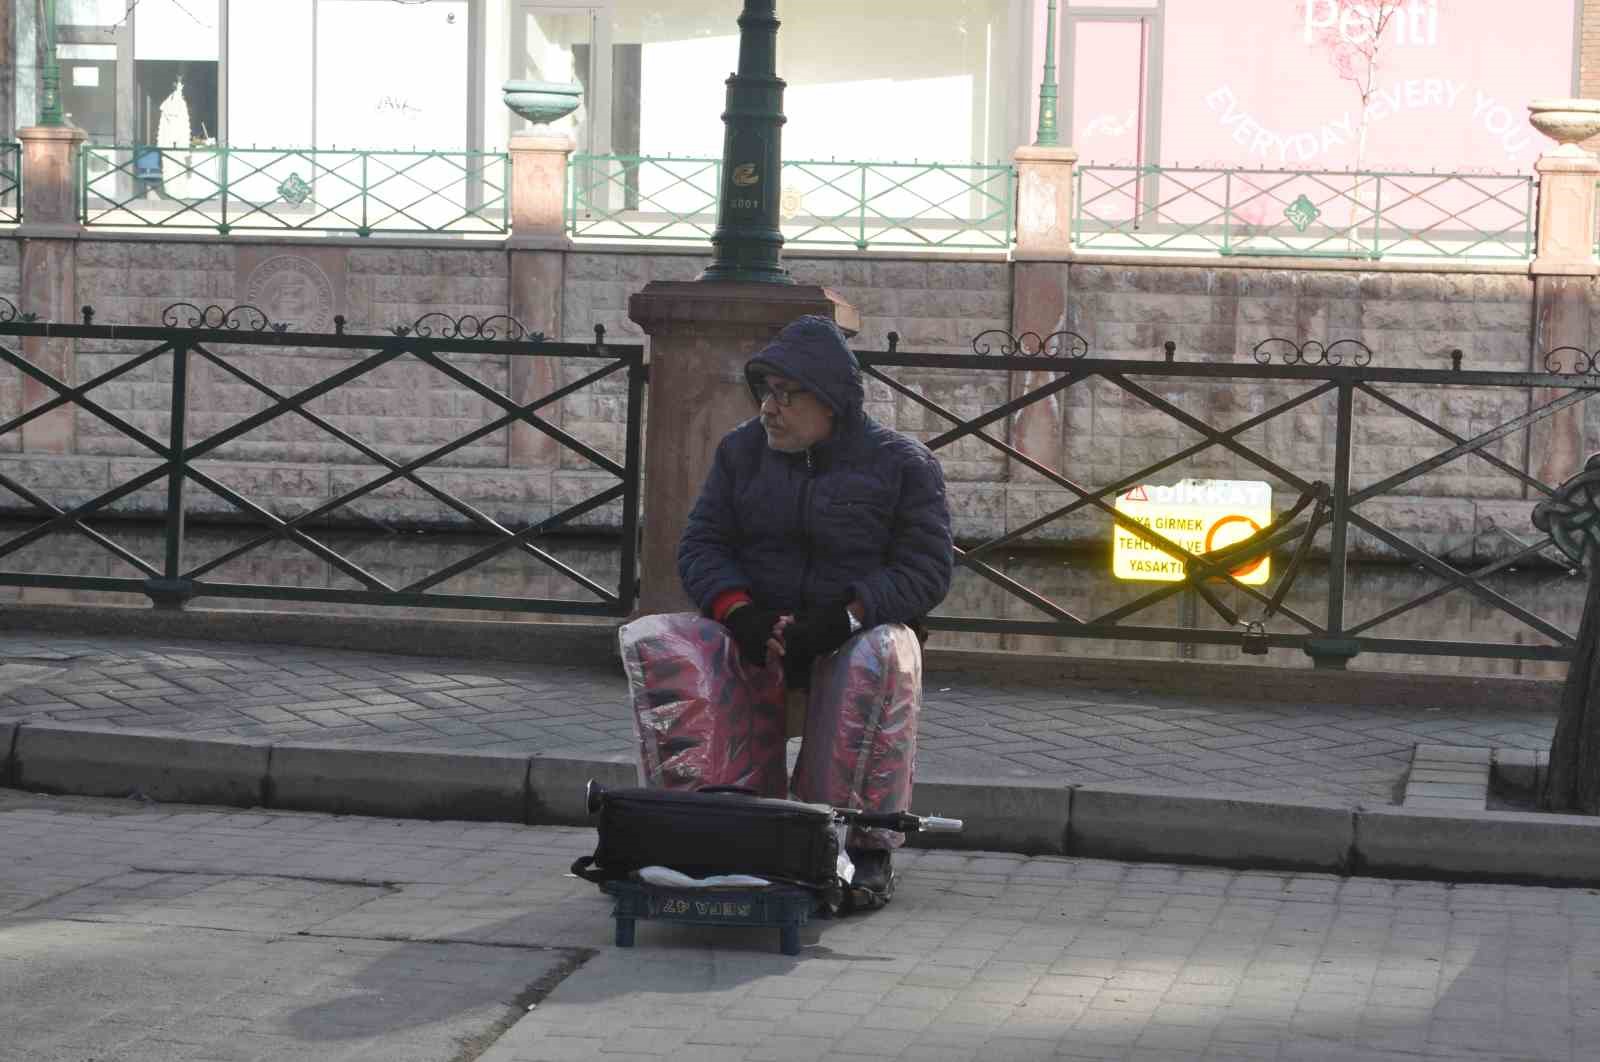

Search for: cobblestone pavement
xmin=4 ymin=790 xmax=1597 ymax=1062
xmin=0 ymin=632 xmax=1557 ymax=805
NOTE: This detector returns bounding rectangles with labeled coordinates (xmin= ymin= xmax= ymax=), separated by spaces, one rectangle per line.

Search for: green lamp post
xmin=1034 ymin=0 xmax=1059 ymax=147
xmin=39 ymin=0 xmax=64 ymax=126
xmin=698 ymin=0 xmax=792 ymax=284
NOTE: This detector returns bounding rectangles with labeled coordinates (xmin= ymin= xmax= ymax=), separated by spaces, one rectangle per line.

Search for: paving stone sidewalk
xmin=0 ymin=631 xmax=1559 ymax=806
xmin=4 ymin=789 xmax=1596 ymax=1062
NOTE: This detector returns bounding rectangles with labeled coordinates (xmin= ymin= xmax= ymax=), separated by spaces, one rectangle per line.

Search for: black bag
xmin=570 ymin=785 xmax=840 ymax=892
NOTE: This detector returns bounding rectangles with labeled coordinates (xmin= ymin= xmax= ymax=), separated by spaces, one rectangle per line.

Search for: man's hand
xmin=723 ymin=605 xmax=785 ymax=667
xmin=781 ymin=605 xmax=856 ymax=660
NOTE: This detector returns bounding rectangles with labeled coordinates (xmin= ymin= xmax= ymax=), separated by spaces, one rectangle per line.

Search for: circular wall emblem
xmin=244 ymin=255 xmax=335 ymax=332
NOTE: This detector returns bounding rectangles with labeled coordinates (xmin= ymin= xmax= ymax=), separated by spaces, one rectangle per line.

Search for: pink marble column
xmin=507 ymin=134 xmax=573 ymax=249
xmin=17 ymin=125 xmax=87 ymax=454
xmin=1012 ymin=145 xmax=1078 ymax=260
xmin=503 ymin=134 xmax=574 ymax=469
xmin=628 ymin=282 xmax=860 ymax=615
xmin=507 ymin=250 xmax=567 ymax=468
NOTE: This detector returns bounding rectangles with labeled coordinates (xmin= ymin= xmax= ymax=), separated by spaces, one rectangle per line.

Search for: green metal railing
xmin=567 ymin=154 xmax=1014 ymax=251
xmin=80 ymin=146 xmax=509 ymax=236
xmin=0 ymin=141 xmax=19 ymax=224
xmin=1076 ymin=164 xmax=1535 ymax=261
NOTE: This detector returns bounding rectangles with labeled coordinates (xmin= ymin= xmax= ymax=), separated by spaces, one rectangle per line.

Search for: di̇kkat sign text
xmin=1112 ymin=480 xmax=1274 ymax=586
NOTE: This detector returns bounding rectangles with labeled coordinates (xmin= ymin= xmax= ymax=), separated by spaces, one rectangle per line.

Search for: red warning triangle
xmin=1123 ymin=485 xmax=1149 ymax=502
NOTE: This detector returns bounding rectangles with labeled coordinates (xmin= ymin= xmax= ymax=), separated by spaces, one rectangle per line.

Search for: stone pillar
xmin=17 ymin=124 xmax=86 ymax=454
xmin=628 ymin=282 xmax=860 ymax=615
xmin=507 ymin=134 xmax=573 ymax=246
xmin=1012 ymin=145 xmax=1078 ymax=260
xmin=506 ymin=134 xmax=574 ymax=469
xmin=1008 ymin=144 xmax=1079 ymax=484
xmin=1527 ymin=127 xmax=1600 ymax=485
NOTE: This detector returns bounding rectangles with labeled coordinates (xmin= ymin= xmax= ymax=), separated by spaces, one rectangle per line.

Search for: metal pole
xmin=39 ymin=0 xmax=63 ymax=127
xmin=698 ymin=0 xmax=792 ymax=284
xmin=1033 ymin=0 xmax=1059 ymax=147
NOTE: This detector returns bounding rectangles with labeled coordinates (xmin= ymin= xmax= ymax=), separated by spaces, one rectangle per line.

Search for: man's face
xmin=755 ymin=373 xmax=834 ymax=453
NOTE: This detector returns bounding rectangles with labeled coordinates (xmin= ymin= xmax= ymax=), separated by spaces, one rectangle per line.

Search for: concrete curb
xmin=14 ymin=725 xmax=268 ymax=807
xmin=268 ymin=743 xmax=530 ymax=822
xmin=7 ymin=726 xmax=1600 ymax=887
xmin=1069 ymin=786 xmax=1355 ymax=873
xmin=0 ymin=603 xmax=1563 ymax=710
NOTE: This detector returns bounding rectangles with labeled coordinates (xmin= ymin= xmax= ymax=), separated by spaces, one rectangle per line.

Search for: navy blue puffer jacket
xmin=678 ymin=316 xmax=954 ymax=628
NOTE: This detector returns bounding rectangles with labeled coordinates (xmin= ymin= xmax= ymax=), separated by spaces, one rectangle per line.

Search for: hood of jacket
xmin=743 ymin=315 xmax=864 ymax=422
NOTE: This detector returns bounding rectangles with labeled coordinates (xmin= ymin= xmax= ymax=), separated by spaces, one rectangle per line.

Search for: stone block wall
xmin=0 ymin=232 xmax=1593 ymax=569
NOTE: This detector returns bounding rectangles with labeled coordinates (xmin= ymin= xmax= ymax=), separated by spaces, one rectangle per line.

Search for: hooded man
xmin=669 ymin=314 xmax=955 ymax=900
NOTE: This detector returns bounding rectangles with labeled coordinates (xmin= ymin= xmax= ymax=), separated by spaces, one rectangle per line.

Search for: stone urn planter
xmin=502 ymin=80 xmax=582 ymax=128
xmin=1528 ymin=98 xmax=1600 ymax=156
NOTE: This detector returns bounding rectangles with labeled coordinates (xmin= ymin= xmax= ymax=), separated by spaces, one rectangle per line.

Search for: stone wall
xmin=0 ymin=232 xmax=1592 ymax=568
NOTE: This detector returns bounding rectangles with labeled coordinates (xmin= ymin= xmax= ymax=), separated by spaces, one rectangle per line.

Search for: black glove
xmin=782 ymin=606 xmax=855 ymax=661
xmin=723 ymin=606 xmax=783 ymax=667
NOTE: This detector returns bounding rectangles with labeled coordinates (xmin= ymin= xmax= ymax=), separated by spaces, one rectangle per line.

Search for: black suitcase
xmin=570 ymin=784 xmax=840 ymax=891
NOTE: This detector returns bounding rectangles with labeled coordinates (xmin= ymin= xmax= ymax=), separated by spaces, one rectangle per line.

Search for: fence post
xmin=145 ymin=341 xmax=194 ymax=610
xmin=1012 ymin=145 xmax=1077 ymax=259
xmin=1305 ymin=379 xmax=1360 ymax=669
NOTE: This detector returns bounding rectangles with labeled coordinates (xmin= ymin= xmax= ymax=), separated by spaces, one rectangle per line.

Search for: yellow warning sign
xmin=1113 ymin=479 xmax=1273 ymax=585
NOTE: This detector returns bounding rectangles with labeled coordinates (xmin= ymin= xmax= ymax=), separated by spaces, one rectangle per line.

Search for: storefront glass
xmin=1067 ymin=0 xmax=1578 ymax=174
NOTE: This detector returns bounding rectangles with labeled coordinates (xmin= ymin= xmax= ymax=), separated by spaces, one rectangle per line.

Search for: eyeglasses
xmin=753 ymin=381 xmax=807 ymax=407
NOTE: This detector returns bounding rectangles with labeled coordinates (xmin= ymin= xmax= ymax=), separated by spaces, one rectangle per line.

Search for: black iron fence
xmin=3 ymin=300 xmax=1597 ymax=669
xmin=0 ymin=300 xmax=644 ymax=616
xmin=859 ymin=331 xmax=1600 ymax=668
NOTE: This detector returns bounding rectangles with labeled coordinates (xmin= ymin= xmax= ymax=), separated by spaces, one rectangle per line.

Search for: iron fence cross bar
xmin=180 ymin=345 xmax=409 ymax=464
xmin=1349 ymin=386 xmax=1593 ymax=505
xmin=1 ymin=342 xmax=174 ymax=458
xmin=1373 ymin=174 xmax=1527 ymax=256
xmin=0 ymin=472 xmax=161 ymax=577
xmin=407 ymin=347 xmax=625 ymax=477
xmin=178 ymin=463 xmax=397 ymax=593
xmin=864 ymin=360 xmax=1306 ymax=625
xmin=1343 ymin=510 xmax=1573 ymax=646
xmin=1354 ymin=380 xmax=1556 ymax=496
xmin=0 ymin=463 xmax=176 ymax=559
xmin=964 ymin=381 xmax=1337 ymax=562
xmin=0 ymin=339 xmax=174 ymax=439
xmin=1105 ymin=373 xmax=1318 ymax=495
xmin=182 ymin=357 xmax=627 ymax=583
xmin=400 ymin=486 xmax=627 ymax=600
xmin=1343 ymin=536 xmax=1563 ymax=638
xmin=189 ymin=341 xmax=586 ymax=578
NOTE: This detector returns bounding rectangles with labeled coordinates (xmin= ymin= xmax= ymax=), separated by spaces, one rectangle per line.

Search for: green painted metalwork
xmin=1033 ymin=0 xmax=1060 ymax=148
xmin=0 ymin=142 xmax=19 ymax=224
xmin=700 ymin=0 xmax=793 ymax=284
xmin=569 ymin=154 xmax=1014 ymax=251
xmin=0 ymin=308 xmax=643 ymax=615
xmin=1075 ymin=164 xmax=1535 ymax=261
xmin=79 ymin=146 xmax=510 ymax=236
xmin=39 ymin=0 xmax=64 ymax=127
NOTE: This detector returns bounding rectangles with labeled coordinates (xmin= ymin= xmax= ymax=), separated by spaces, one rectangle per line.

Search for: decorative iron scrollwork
xmin=1251 ymin=338 xmax=1373 ymax=366
xmin=971 ymin=329 xmax=1089 ymax=358
xmin=0 ymin=296 xmax=38 ymax=323
xmin=1542 ymin=346 xmax=1597 ymax=375
xmin=406 ymin=312 xmax=530 ymax=340
xmin=161 ymin=303 xmax=276 ymax=331
xmin=1533 ymin=454 xmax=1600 ymax=568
